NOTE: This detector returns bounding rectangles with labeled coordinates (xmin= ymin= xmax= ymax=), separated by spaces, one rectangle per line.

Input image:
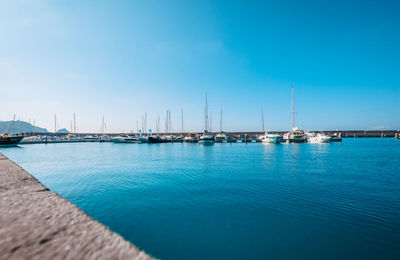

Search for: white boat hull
xmin=262 ymin=136 xmax=282 ymax=144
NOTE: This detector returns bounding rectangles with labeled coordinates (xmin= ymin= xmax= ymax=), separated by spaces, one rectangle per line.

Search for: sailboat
xmin=215 ymin=105 xmax=228 ymax=143
xmin=0 ymin=116 xmax=24 ymax=146
xmin=99 ymin=116 xmax=110 ymax=142
xmin=199 ymin=92 xmax=214 ymax=145
xmin=0 ymin=134 xmax=24 ymax=146
xmin=283 ymin=86 xmax=306 ymax=143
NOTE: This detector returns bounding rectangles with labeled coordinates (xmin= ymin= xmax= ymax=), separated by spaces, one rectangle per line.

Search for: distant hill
xmin=56 ymin=128 xmax=70 ymax=134
xmin=0 ymin=120 xmax=48 ymax=134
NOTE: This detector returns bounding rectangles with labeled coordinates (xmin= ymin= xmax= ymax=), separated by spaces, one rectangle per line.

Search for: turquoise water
xmin=2 ymin=139 xmax=400 ymax=259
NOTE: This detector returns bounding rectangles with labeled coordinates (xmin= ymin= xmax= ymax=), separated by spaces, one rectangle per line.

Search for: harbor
xmin=2 ymin=138 xmax=400 ymax=260
xmin=14 ymin=130 xmax=399 ymax=145
xmin=2 ymin=1 xmax=400 ymax=259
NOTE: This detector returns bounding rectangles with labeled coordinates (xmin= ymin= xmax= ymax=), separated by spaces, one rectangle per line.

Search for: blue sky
xmin=1 ymin=0 xmax=399 ymax=132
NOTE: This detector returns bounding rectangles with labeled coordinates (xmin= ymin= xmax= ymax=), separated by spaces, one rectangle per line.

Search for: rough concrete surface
xmin=0 ymin=152 xmax=154 ymax=260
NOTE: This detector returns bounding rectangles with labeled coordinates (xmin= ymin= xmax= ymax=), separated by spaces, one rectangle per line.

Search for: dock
xmin=0 ymin=152 xmax=153 ymax=260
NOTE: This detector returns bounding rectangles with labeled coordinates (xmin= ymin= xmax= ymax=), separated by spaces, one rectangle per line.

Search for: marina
xmin=12 ymin=130 xmax=400 ymax=145
xmin=2 ymin=1 xmax=400 ymax=259
xmin=2 ymin=138 xmax=400 ymax=260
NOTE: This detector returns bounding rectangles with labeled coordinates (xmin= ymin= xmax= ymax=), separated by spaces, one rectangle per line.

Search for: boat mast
xmin=169 ymin=109 xmax=172 ymax=133
xmin=220 ymin=105 xmax=222 ymax=132
xmin=210 ymin=112 xmax=212 ymax=132
xmin=145 ymin=112 xmax=147 ymax=134
xmin=101 ymin=116 xmax=105 ymax=134
xmin=157 ymin=115 xmax=160 ymax=135
xmin=8 ymin=114 xmax=16 ymax=133
xmin=261 ymin=105 xmax=265 ymax=132
xmin=291 ymin=86 xmax=295 ymax=130
xmin=73 ymin=113 xmax=76 ymax=134
xmin=181 ymin=108 xmax=184 ymax=134
xmin=204 ymin=92 xmax=209 ymax=131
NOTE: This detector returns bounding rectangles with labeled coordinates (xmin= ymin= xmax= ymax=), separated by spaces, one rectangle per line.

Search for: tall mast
xmin=291 ymin=86 xmax=295 ymax=130
xmin=204 ymin=92 xmax=209 ymax=131
xmin=220 ymin=105 xmax=222 ymax=132
xmin=210 ymin=112 xmax=212 ymax=132
xmin=158 ymin=115 xmax=160 ymax=134
xmin=169 ymin=109 xmax=172 ymax=133
xmin=145 ymin=112 xmax=147 ymax=134
xmin=165 ymin=110 xmax=168 ymax=133
xmin=73 ymin=113 xmax=76 ymax=134
xmin=181 ymin=108 xmax=184 ymax=134
xmin=101 ymin=116 xmax=105 ymax=134
xmin=54 ymin=114 xmax=57 ymax=133
xmin=8 ymin=114 xmax=16 ymax=133
xmin=261 ymin=105 xmax=265 ymax=132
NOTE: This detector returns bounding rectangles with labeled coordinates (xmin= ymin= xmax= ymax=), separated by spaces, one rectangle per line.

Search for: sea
xmin=2 ymin=138 xmax=400 ymax=260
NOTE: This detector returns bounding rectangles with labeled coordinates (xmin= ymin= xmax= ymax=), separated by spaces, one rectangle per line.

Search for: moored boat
xmin=260 ymin=131 xmax=282 ymax=144
xmin=307 ymin=133 xmax=332 ymax=143
xmin=148 ymin=136 xmax=167 ymax=143
xmin=215 ymin=132 xmax=228 ymax=143
xmin=283 ymin=128 xmax=306 ymax=143
xmin=111 ymin=134 xmax=138 ymax=143
xmin=84 ymin=135 xmax=100 ymax=142
xmin=199 ymin=131 xmax=214 ymax=145
xmin=0 ymin=134 xmax=24 ymax=146
xmin=331 ymin=133 xmax=342 ymax=142
xmin=183 ymin=133 xmax=198 ymax=143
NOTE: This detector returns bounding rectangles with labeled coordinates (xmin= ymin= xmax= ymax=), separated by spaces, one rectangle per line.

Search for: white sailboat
xmin=283 ymin=86 xmax=306 ymax=143
xmin=215 ymin=105 xmax=228 ymax=143
xmin=199 ymin=92 xmax=214 ymax=145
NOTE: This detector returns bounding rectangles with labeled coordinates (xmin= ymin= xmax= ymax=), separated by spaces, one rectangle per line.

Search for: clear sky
xmin=1 ymin=0 xmax=399 ymax=132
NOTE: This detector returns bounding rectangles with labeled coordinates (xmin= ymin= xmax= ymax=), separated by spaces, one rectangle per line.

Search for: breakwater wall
xmin=0 ymin=152 xmax=154 ymax=260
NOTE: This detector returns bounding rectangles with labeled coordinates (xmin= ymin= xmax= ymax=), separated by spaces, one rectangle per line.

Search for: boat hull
xmin=0 ymin=136 xmax=24 ymax=146
xmin=199 ymin=139 xmax=214 ymax=145
xmin=183 ymin=139 xmax=198 ymax=143
xmin=112 ymin=138 xmax=138 ymax=143
xmin=262 ymin=136 xmax=282 ymax=144
xmin=288 ymin=135 xmax=306 ymax=143
xmin=148 ymin=137 xmax=168 ymax=143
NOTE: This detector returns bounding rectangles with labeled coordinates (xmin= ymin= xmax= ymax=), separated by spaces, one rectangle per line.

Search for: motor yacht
xmin=307 ymin=133 xmax=332 ymax=143
xmin=183 ymin=133 xmax=198 ymax=143
xmin=259 ymin=131 xmax=282 ymax=144
xmin=111 ymin=134 xmax=138 ymax=143
xmin=215 ymin=132 xmax=228 ymax=143
xmin=283 ymin=127 xmax=306 ymax=143
xmin=84 ymin=135 xmax=100 ymax=142
xmin=199 ymin=130 xmax=214 ymax=144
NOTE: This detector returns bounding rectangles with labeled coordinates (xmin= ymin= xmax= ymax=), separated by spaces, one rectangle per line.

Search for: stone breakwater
xmin=0 ymin=152 xmax=154 ymax=260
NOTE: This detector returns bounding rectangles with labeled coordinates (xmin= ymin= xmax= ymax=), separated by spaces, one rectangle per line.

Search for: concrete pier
xmin=0 ymin=152 xmax=154 ymax=260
